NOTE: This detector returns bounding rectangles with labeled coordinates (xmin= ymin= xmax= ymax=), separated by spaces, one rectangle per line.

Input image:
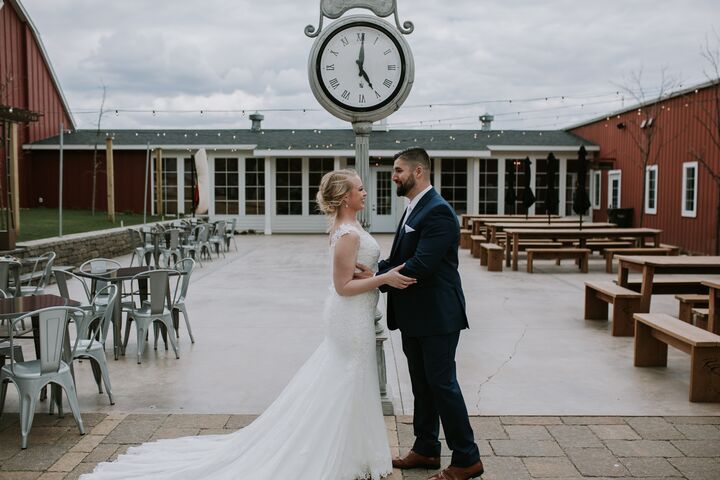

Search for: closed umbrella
xmin=572 ymin=145 xmax=592 ymax=230
xmin=545 ymin=152 xmax=559 ymax=223
xmin=521 ymin=157 xmax=536 ymax=219
xmin=505 ymin=166 xmax=517 ymax=215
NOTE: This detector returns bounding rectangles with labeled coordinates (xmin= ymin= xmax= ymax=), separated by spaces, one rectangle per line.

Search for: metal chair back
xmin=86 ymin=284 xmax=118 ymax=347
xmin=25 ymin=252 xmax=56 ymax=292
xmin=53 ymin=269 xmax=92 ymax=303
xmin=130 ymin=269 xmax=173 ymax=315
xmin=0 ymin=259 xmax=21 ymax=295
xmin=173 ymin=258 xmax=195 ymax=302
xmin=79 ymin=258 xmax=121 ymax=293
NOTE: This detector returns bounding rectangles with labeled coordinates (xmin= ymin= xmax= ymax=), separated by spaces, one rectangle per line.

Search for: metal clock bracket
xmin=305 ymin=0 xmax=414 ymax=37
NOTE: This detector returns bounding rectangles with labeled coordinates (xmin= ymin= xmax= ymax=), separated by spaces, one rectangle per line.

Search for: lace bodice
xmin=329 ymin=223 xmax=381 ymax=273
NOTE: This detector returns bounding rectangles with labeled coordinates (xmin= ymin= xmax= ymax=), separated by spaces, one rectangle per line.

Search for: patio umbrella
xmin=545 ymin=152 xmax=559 ymax=223
xmin=521 ymin=157 xmax=536 ymax=219
xmin=572 ymin=145 xmax=592 ymax=230
xmin=504 ymin=166 xmax=517 ymax=215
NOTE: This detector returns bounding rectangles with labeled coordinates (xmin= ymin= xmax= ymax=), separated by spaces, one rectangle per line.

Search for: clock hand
xmin=360 ymin=69 xmax=374 ymax=90
xmin=356 ymin=32 xmax=365 ymax=75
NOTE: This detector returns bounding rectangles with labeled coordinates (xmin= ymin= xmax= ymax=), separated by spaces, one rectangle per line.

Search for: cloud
xmin=20 ymin=0 xmax=720 ymax=130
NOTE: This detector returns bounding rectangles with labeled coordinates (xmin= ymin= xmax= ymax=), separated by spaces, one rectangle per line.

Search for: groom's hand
xmin=353 ymin=263 xmax=374 ymax=279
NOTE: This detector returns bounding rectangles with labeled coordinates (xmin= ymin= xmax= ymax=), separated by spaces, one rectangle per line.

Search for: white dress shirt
xmin=401 ymin=184 xmax=434 ymax=229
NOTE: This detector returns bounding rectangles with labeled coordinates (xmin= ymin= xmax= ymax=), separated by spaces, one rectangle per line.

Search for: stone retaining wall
xmin=15 ymin=222 xmax=174 ymax=267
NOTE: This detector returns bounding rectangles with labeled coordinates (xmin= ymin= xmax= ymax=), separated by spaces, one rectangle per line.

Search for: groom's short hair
xmin=394 ymin=147 xmax=431 ymax=174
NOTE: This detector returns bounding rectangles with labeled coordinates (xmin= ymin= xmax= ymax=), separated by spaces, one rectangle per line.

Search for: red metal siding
xmin=30 ymin=150 xmax=151 ymax=214
xmin=571 ymin=85 xmax=720 ymax=254
xmin=1 ymin=2 xmax=73 ymax=208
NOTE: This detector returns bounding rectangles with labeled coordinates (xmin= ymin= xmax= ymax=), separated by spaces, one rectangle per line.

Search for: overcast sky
xmin=20 ymin=0 xmax=720 ymax=131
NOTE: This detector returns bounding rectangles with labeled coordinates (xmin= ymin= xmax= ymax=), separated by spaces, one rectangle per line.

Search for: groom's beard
xmin=396 ymin=176 xmax=415 ymax=197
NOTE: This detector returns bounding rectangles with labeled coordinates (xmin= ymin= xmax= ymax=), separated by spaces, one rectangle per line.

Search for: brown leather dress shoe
xmin=392 ymin=450 xmax=441 ymax=469
xmin=427 ymin=460 xmax=484 ymax=480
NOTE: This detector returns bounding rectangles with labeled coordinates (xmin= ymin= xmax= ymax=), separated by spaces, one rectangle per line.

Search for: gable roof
xmin=6 ymin=0 xmax=76 ymax=128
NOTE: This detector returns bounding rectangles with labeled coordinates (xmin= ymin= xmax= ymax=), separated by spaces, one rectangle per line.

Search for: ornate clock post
xmin=306 ymin=0 xmax=414 ymax=229
xmin=306 ymin=0 xmax=415 ymax=415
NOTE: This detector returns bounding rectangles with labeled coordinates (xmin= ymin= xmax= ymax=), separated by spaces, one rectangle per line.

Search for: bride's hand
xmin=382 ymin=264 xmax=417 ymax=289
xmin=353 ymin=263 xmax=374 ymax=280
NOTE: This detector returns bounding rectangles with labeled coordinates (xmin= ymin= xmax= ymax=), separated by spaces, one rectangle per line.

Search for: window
xmin=214 ymin=158 xmax=239 ymax=215
xmin=276 ymin=158 xmax=302 ymax=215
xmin=440 ymin=158 xmax=467 ymax=213
xmin=477 ymin=159 xmax=498 ymax=214
xmin=591 ymin=171 xmax=601 ymax=209
xmin=645 ymin=165 xmax=658 ymax=214
xmin=183 ymin=158 xmax=194 ymax=214
xmin=245 ymin=158 xmax=265 ymax=215
xmin=153 ymin=157 xmax=178 ymax=214
xmin=681 ymin=162 xmax=698 ymax=218
xmin=504 ymin=159 xmax=524 ymax=215
xmin=308 ymin=158 xmax=334 ymax=215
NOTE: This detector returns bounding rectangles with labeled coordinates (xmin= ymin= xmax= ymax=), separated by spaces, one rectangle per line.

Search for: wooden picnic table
xmin=700 ymin=278 xmax=720 ymax=335
xmin=484 ymin=222 xmax=616 ymax=243
xmin=616 ymin=256 xmax=720 ymax=315
xmin=468 ymin=216 xmax=574 ymax=235
xmin=462 ymin=214 xmax=562 ymax=230
xmin=505 ymin=228 xmax=662 ymax=271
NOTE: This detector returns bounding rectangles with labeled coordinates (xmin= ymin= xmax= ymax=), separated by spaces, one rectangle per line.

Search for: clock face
xmin=316 ymin=21 xmax=406 ymax=112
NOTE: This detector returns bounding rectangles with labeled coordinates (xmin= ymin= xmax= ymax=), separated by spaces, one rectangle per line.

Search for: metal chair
xmin=0 ymin=306 xmax=86 ymax=448
xmin=208 ymin=221 xmax=226 ymax=258
xmin=224 ymin=218 xmax=238 ymax=251
xmin=122 ymin=269 xmax=180 ymax=364
xmin=0 ymin=258 xmax=22 ymax=297
xmin=181 ymin=224 xmax=210 ymax=266
xmin=171 ymin=258 xmax=196 ymax=343
xmin=128 ymin=229 xmax=155 ymax=267
xmin=71 ymin=285 xmax=118 ymax=405
xmin=159 ymin=229 xmax=183 ymax=267
xmin=19 ymin=252 xmax=56 ymax=296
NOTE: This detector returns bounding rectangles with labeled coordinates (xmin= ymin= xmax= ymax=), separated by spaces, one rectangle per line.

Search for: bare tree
xmin=689 ymin=31 xmax=720 ymax=254
xmin=615 ymin=68 xmax=679 ymax=227
xmin=91 ymin=84 xmax=107 ymax=215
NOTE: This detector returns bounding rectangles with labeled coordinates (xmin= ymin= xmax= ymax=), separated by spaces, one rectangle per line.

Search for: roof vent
xmin=479 ymin=114 xmax=494 ymax=131
xmin=250 ymin=112 xmax=264 ymax=132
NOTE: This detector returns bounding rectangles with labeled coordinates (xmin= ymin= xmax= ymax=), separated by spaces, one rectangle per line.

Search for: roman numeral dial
xmin=316 ymin=21 xmax=406 ymax=112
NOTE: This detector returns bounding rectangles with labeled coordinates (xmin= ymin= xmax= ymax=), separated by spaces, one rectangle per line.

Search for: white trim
xmin=433 ymin=157 xmax=442 ymax=192
xmin=590 ymin=170 xmax=601 ymax=210
xmin=468 ymin=158 xmax=479 ymax=215
xmin=301 ymin=157 xmax=309 ymax=216
xmin=487 ymin=145 xmax=600 ymax=152
xmin=264 ymin=158 xmax=273 ymax=234
xmin=238 ymin=156 xmax=246 ymax=216
xmin=681 ymin=161 xmax=698 ymax=218
xmin=607 ymin=169 xmax=621 ymax=209
xmin=496 ymin=156 xmax=506 ymax=215
xmin=645 ymin=164 xmax=658 ymax=215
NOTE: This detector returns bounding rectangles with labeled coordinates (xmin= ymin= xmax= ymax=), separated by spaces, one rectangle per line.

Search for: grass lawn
xmin=15 ymin=208 xmax=165 ymax=242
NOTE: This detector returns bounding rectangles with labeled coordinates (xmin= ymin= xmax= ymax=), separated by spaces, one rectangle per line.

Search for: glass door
xmin=370 ymin=166 xmax=396 ymax=232
xmin=607 ymin=170 xmax=621 ymax=208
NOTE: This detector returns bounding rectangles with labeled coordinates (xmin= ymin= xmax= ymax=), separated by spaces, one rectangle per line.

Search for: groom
xmin=378 ymin=147 xmax=483 ymax=480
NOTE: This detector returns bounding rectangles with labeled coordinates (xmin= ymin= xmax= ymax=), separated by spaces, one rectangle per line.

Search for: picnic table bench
xmin=479 ymin=243 xmax=503 ymax=272
xmin=634 ymin=312 xmax=720 ymax=402
xmin=675 ymin=294 xmax=709 ymax=323
xmin=527 ymin=248 xmax=590 ymax=273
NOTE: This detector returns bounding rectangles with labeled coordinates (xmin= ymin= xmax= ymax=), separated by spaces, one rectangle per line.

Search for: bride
xmin=81 ymin=169 xmax=416 ymax=480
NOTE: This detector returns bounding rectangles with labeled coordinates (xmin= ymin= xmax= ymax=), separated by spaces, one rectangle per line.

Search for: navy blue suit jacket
xmin=378 ymin=188 xmax=469 ymax=337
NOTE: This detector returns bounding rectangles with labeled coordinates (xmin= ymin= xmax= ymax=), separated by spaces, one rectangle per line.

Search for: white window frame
xmin=644 ymin=165 xmax=658 ymax=215
xmin=681 ymin=161 xmax=698 ymax=218
xmin=607 ymin=169 xmax=621 ymax=209
xmin=590 ymin=170 xmax=601 ymax=210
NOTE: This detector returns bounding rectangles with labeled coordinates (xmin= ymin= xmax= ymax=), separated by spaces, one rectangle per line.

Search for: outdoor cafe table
xmin=75 ymin=266 xmax=180 ymax=360
xmin=504 ymin=228 xmax=662 ymax=271
xmin=616 ymin=256 xmax=720 ymax=315
xmin=702 ymin=278 xmax=720 ymax=335
xmin=484 ymin=222 xmax=616 ymax=243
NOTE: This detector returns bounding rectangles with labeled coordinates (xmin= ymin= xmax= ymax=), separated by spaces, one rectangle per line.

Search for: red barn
xmin=569 ymin=81 xmax=720 ymax=255
xmin=0 ymin=0 xmax=75 ymax=208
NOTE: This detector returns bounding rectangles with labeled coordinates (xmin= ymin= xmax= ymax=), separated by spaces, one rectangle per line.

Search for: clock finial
xmin=305 ymin=0 xmax=413 ymax=37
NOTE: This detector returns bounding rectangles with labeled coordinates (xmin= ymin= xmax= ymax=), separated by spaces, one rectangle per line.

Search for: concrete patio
xmin=1 ymin=233 xmax=719 ymax=478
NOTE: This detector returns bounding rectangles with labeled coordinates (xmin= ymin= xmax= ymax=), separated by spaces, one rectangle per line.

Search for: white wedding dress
xmin=81 ymin=223 xmax=392 ymax=480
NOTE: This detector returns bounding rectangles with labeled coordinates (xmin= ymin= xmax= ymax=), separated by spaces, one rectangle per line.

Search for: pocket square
xmin=404 ymin=224 xmax=415 ymax=233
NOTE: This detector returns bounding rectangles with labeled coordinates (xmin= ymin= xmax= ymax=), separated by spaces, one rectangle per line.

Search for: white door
xmin=370 ymin=167 xmax=396 ymax=232
xmin=607 ymin=170 xmax=621 ymax=208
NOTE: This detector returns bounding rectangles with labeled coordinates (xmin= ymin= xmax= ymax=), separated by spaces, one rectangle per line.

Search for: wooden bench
xmin=585 ymin=281 xmax=642 ymax=336
xmin=603 ymin=247 xmax=673 ymax=273
xmin=676 ymin=294 xmax=709 ymax=323
xmin=527 ymin=248 xmax=590 ymax=273
xmin=479 ymin=243 xmax=503 ymax=272
xmin=693 ymin=308 xmax=710 ymax=329
xmin=660 ymin=243 xmax=681 ymax=255
xmin=634 ymin=313 xmax=720 ymax=402
xmin=576 ymin=240 xmax=635 ymax=253
xmin=622 ymin=276 xmax=712 ymax=295
xmin=460 ymin=229 xmax=472 ymax=249
xmin=470 ymin=235 xmax=487 ymax=258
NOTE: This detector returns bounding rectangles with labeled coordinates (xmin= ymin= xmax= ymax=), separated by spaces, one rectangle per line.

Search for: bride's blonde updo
xmin=316 ymin=169 xmax=358 ymax=216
